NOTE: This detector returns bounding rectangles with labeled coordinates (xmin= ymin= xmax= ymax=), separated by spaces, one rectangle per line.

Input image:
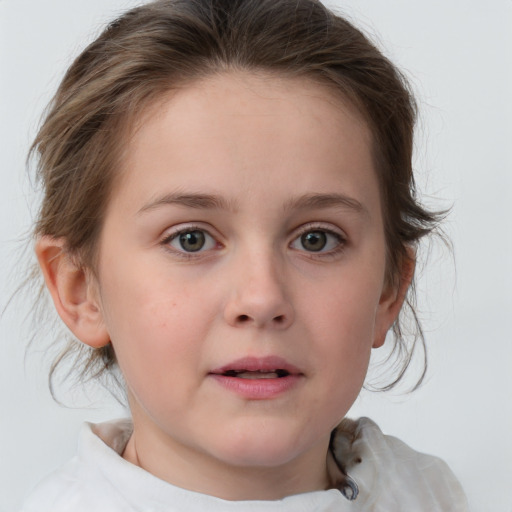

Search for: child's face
xmin=86 ymin=73 xmax=405 ymax=495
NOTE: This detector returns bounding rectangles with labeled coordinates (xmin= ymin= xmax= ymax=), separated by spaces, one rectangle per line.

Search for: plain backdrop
xmin=1 ymin=1 xmax=511 ymax=510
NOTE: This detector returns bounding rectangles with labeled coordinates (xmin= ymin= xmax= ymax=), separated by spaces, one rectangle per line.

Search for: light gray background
xmin=1 ymin=1 xmax=511 ymax=510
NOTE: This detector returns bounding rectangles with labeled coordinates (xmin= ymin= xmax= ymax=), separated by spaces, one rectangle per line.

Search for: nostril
xmin=231 ymin=313 xmax=290 ymax=327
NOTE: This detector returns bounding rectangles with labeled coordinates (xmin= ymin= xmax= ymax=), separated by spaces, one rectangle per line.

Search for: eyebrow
xmin=138 ymin=192 xmax=237 ymax=214
xmin=283 ymin=193 xmax=368 ymax=216
xmin=138 ymin=191 xmax=367 ymax=216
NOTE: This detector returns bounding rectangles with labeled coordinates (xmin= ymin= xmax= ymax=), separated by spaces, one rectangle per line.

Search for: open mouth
xmin=209 ymin=357 xmax=301 ymax=398
xmin=211 ymin=356 xmax=301 ymax=380
xmin=221 ymin=369 xmax=291 ymax=379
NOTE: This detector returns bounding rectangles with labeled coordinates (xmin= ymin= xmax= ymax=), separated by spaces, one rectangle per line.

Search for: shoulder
xmin=20 ymin=461 xmax=98 ymax=512
xmin=20 ymin=458 xmax=118 ymax=512
xmin=20 ymin=420 xmax=134 ymax=512
xmin=331 ymin=417 xmax=469 ymax=512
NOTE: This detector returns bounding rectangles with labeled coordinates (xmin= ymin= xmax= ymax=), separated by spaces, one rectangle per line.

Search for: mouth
xmin=210 ymin=356 xmax=301 ymax=379
xmin=209 ymin=356 xmax=303 ymax=399
xmin=220 ymin=369 xmax=291 ymax=379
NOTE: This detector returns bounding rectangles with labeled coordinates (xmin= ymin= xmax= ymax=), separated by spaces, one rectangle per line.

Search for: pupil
xmin=301 ymin=231 xmax=326 ymax=251
xmin=179 ymin=231 xmax=205 ymax=252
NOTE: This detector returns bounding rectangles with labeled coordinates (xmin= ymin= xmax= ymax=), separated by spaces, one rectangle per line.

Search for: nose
xmin=223 ymin=251 xmax=294 ymax=330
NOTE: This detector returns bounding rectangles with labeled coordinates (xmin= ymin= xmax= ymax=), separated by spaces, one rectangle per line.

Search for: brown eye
xmin=290 ymin=228 xmax=344 ymax=255
xmin=300 ymin=231 xmax=327 ymax=252
xmin=166 ymin=229 xmax=217 ymax=253
xmin=178 ymin=230 xmax=205 ymax=252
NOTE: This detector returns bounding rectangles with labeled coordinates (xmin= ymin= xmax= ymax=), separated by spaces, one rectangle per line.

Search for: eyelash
xmin=159 ymin=223 xmax=347 ymax=259
xmin=290 ymin=224 xmax=347 ymax=259
xmin=160 ymin=224 xmax=221 ymax=260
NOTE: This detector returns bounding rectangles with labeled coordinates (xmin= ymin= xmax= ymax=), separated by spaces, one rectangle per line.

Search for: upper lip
xmin=210 ymin=356 xmax=302 ymax=376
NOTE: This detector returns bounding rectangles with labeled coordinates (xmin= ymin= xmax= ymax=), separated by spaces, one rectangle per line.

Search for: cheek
xmin=303 ymin=271 xmax=382 ymax=346
xmin=298 ymin=268 xmax=383 ymax=401
xmin=98 ymin=267 xmax=216 ymax=392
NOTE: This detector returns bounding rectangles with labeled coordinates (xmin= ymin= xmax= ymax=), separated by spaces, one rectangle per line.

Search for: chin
xmin=218 ymin=446 xmax=301 ymax=469
xmin=209 ymin=424 xmax=312 ymax=468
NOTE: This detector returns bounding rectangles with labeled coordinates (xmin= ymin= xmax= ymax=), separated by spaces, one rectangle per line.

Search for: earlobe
xmin=372 ymin=248 xmax=416 ymax=349
xmin=35 ymin=236 xmax=110 ymax=349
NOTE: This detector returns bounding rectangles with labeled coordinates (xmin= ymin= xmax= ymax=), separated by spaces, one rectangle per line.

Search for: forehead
xmin=111 ymin=72 xmax=378 ymax=217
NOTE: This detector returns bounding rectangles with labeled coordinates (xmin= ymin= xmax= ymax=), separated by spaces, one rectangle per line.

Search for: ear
xmin=372 ymin=247 xmax=415 ymax=349
xmin=35 ymin=236 xmax=110 ymax=349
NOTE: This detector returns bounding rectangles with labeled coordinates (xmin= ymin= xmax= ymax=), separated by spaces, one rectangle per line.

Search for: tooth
xmin=237 ymin=371 xmax=279 ymax=379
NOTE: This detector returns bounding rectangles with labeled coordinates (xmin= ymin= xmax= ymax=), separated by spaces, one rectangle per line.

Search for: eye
xmin=290 ymin=228 xmax=344 ymax=254
xmin=164 ymin=228 xmax=218 ymax=253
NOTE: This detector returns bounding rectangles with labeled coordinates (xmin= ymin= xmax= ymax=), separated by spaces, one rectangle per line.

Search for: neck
xmin=123 ymin=424 xmax=331 ymax=501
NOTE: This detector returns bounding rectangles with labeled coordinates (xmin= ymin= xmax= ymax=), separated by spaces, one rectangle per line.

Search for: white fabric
xmin=21 ymin=417 xmax=468 ymax=512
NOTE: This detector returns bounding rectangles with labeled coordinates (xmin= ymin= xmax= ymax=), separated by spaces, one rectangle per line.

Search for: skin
xmin=36 ymin=72 xmax=412 ymax=501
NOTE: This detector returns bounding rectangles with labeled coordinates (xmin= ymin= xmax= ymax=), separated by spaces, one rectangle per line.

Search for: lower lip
xmin=209 ymin=374 xmax=302 ymax=400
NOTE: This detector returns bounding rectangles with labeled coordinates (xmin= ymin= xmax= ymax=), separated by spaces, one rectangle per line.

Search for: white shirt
xmin=21 ymin=418 xmax=468 ymax=511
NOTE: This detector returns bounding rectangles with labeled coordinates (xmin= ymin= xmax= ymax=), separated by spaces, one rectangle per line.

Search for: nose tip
xmin=223 ymin=264 xmax=295 ymax=330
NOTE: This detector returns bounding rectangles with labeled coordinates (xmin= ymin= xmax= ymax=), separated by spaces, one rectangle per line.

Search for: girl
xmin=20 ymin=0 xmax=468 ymax=510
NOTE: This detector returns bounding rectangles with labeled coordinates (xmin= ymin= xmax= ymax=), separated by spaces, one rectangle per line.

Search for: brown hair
xmin=31 ymin=0 xmax=443 ymax=393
